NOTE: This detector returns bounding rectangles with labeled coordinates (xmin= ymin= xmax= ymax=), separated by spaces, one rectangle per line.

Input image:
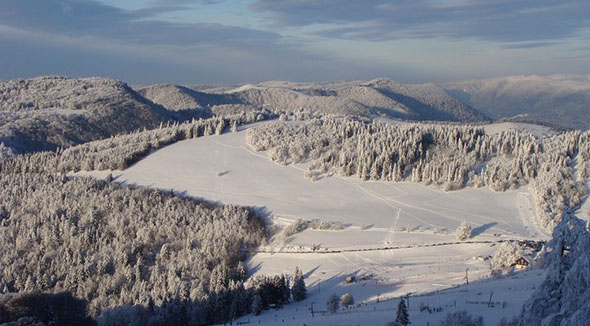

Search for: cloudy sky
xmin=1 ymin=0 xmax=589 ymax=84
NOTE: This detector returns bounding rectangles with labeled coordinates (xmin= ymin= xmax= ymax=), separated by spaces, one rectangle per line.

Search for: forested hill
xmin=0 ymin=76 xmax=202 ymax=156
xmin=136 ymin=78 xmax=490 ymax=123
xmin=135 ymin=84 xmax=236 ymax=111
xmin=0 ymin=112 xmax=285 ymax=325
xmin=0 ymin=76 xmax=490 ymax=159
xmin=444 ymin=74 xmax=590 ymax=130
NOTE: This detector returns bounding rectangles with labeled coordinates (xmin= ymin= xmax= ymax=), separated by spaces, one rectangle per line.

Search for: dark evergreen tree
xmin=230 ymin=281 xmax=250 ymax=319
xmin=291 ymin=267 xmax=307 ymax=302
xmin=250 ymin=275 xmax=272 ymax=309
xmin=0 ymin=292 xmax=94 ymax=326
xmin=280 ymin=275 xmax=291 ymax=305
xmin=326 ymin=294 xmax=340 ymax=314
xmin=395 ymin=298 xmax=409 ymax=326
xmin=251 ymin=292 xmax=262 ymax=316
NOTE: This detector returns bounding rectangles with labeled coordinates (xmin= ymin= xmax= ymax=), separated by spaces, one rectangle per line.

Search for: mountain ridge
xmin=0 ymin=76 xmax=177 ymax=155
xmin=138 ymin=77 xmax=490 ymax=123
xmin=443 ymin=74 xmax=590 ymax=130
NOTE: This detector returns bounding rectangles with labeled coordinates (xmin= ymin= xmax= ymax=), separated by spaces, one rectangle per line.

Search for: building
xmin=511 ymin=256 xmax=530 ymax=271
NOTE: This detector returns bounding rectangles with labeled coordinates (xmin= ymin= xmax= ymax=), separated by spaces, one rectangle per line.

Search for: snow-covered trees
xmin=0 ymin=170 xmax=267 ymax=325
xmin=490 ymin=242 xmax=524 ymax=270
xmin=394 ymin=298 xmax=409 ymax=326
xmin=249 ymin=274 xmax=291 ymax=310
xmin=247 ymin=117 xmax=590 ymax=233
xmin=0 ymin=142 xmax=15 ymax=160
xmin=340 ymin=293 xmax=354 ymax=307
xmin=0 ymin=292 xmax=94 ymax=326
xmin=517 ymin=214 xmax=590 ymax=325
xmin=246 ymin=117 xmax=541 ymax=190
xmin=439 ymin=311 xmax=483 ymax=326
xmin=0 ymin=111 xmax=272 ymax=175
xmin=326 ymin=294 xmax=340 ymax=314
xmin=291 ymin=267 xmax=307 ymax=302
xmin=251 ymin=292 xmax=262 ymax=316
xmin=456 ymin=220 xmax=472 ymax=241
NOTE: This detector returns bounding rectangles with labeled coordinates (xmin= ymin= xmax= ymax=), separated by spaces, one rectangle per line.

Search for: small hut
xmin=511 ymin=256 xmax=530 ymax=270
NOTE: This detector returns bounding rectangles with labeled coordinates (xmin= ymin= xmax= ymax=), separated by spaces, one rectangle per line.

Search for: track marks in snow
xmin=216 ymin=128 xmax=531 ymax=238
xmin=517 ymin=192 xmax=550 ymax=239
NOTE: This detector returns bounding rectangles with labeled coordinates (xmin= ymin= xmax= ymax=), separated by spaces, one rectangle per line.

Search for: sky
xmin=1 ymin=0 xmax=589 ymax=85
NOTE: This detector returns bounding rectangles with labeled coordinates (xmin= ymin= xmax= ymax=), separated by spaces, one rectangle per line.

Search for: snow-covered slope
xmin=79 ymin=124 xmax=546 ymax=241
xmin=366 ymin=78 xmax=490 ymax=122
xmin=482 ymin=122 xmax=556 ymax=138
xmin=76 ymin=123 xmax=550 ymax=325
xmin=135 ymin=84 xmax=235 ymax=111
xmin=232 ymin=265 xmax=546 ymax=326
xmin=444 ymin=74 xmax=590 ymax=130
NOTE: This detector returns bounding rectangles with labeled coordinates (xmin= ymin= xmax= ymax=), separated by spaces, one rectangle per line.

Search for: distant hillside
xmin=0 ymin=76 xmax=175 ymax=155
xmin=141 ymin=78 xmax=490 ymax=123
xmin=0 ymin=76 xmax=491 ymax=158
xmin=135 ymin=84 xmax=235 ymax=111
xmin=363 ymin=78 xmax=490 ymax=122
xmin=443 ymin=75 xmax=590 ymax=130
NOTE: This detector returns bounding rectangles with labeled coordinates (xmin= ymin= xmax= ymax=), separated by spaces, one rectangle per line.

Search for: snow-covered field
xmin=79 ymin=124 xmax=547 ymax=242
xmin=233 ymin=269 xmax=546 ymax=326
xmin=482 ymin=122 xmax=556 ymax=137
xmin=77 ymin=123 xmax=550 ymax=325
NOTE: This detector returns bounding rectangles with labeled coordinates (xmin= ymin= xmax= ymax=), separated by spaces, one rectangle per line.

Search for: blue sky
xmin=1 ymin=0 xmax=589 ymax=84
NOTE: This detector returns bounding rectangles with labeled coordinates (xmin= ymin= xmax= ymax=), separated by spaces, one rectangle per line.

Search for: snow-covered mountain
xmin=0 ymin=76 xmax=180 ymax=155
xmin=138 ymin=78 xmax=490 ymax=123
xmin=135 ymin=84 xmax=235 ymax=111
xmin=0 ymin=76 xmax=493 ymax=157
xmin=364 ymin=78 xmax=489 ymax=122
xmin=443 ymin=74 xmax=590 ymax=130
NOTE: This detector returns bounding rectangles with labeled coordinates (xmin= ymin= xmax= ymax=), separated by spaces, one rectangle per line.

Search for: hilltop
xmin=0 ymin=76 xmax=176 ymax=154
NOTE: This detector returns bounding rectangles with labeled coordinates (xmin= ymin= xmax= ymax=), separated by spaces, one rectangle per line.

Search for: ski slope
xmin=77 ymin=123 xmax=550 ymax=325
xmin=79 ymin=124 xmax=547 ymax=242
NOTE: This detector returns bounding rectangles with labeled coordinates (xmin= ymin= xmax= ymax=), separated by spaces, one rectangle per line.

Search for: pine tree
xmin=394 ymin=298 xmax=409 ymax=326
xmin=280 ymin=274 xmax=290 ymax=305
xmin=326 ymin=293 xmax=340 ymax=314
xmin=251 ymin=292 xmax=262 ymax=316
xmin=291 ymin=267 xmax=307 ymax=302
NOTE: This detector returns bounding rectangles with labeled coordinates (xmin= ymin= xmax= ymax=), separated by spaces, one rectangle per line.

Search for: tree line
xmin=247 ymin=116 xmax=590 ymax=230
